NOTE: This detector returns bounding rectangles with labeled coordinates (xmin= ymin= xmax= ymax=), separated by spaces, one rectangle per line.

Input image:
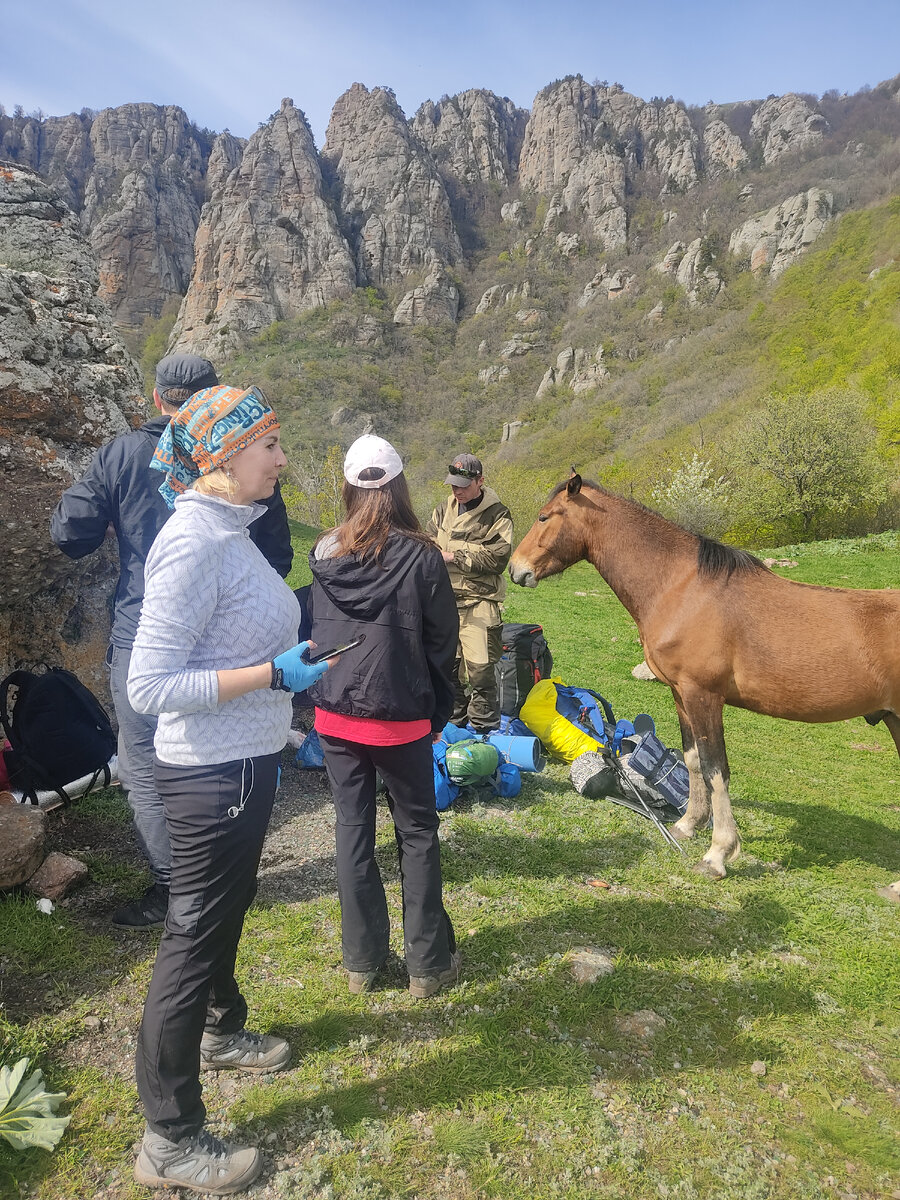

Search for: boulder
xmin=0 ymin=805 xmax=46 ymax=889
xmin=26 ymin=852 xmax=89 ymax=901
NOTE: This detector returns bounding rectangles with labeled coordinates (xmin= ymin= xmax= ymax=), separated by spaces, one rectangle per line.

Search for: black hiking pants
xmin=136 ymin=753 xmax=278 ymax=1142
xmin=319 ymin=733 xmax=455 ymax=977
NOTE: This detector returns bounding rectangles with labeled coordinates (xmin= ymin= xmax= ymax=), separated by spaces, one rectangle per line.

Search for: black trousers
xmin=136 ymin=753 xmax=279 ymax=1142
xmin=319 ymin=733 xmax=455 ymax=977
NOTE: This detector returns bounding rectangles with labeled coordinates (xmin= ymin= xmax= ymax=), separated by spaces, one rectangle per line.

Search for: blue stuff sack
xmin=295 ymin=728 xmax=325 ymax=768
xmin=497 ymin=714 xmax=533 ymax=737
xmin=432 ymin=739 xmax=461 ymax=811
xmin=491 ymin=761 xmax=522 ymax=798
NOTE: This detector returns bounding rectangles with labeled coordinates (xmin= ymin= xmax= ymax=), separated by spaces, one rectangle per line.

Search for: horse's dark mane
xmin=548 ymin=477 xmax=765 ymax=579
xmin=696 ymin=537 xmax=765 ymax=579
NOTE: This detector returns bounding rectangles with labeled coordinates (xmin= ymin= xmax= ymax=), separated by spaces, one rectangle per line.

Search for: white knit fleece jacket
xmin=128 ymin=491 xmax=300 ymax=766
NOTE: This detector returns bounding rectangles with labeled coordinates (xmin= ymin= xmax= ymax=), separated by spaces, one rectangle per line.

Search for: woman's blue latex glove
xmin=272 ymin=643 xmax=329 ymax=692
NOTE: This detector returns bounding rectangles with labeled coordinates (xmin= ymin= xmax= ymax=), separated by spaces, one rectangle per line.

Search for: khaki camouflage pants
xmin=451 ymin=599 xmax=503 ymax=733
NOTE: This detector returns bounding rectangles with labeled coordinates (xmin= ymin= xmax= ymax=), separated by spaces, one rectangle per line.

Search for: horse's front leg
xmin=669 ymin=691 xmax=710 ymax=841
xmin=678 ymin=687 xmax=741 ymax=879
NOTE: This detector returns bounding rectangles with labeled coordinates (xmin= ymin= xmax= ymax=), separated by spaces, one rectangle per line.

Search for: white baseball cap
xmin=343 ymin=435 xmax=404 ymax=489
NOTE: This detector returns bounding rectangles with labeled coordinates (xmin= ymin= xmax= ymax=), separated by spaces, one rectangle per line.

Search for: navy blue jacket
xmin=50 ymin=416 xmax=293 ymax=649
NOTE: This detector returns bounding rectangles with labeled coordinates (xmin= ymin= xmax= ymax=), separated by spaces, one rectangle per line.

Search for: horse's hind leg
xmin=877 ymin=714 xmax=900 ymax=903
xmin=679 ymin=688 xmax=741 ymax=879
xmin=670 ymin=693 xmax=711 ymax=841
xmin=883 ymin=712 xmax=900 ymax=758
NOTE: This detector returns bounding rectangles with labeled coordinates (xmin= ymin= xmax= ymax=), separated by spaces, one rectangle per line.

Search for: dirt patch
xmin=1 ymin=739 xmax=339 ymax=1029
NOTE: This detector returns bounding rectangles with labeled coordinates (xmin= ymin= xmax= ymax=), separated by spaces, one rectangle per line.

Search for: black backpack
xmin=495 ymin=623 xmax=553 ymax=717
xmin=0 ymin=666 xmax=116 ymax=805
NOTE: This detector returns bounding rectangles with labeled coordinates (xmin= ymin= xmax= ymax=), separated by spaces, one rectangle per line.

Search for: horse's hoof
xmin=876 ymin=881 xmax=900 ymax=904
xmin=693 ymin=859 xmax=726 ymax=880
xmin=670 ymin=821 xmax=695 ymax=841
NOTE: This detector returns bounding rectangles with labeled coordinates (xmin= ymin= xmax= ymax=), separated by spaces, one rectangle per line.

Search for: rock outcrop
xmin=749 ymin=94 xmax=828 ymax=164
xmin=323 ymin=83 xmax=462 ymax=321
xmin=170 ymin=100 xmax=356 ymax=357
xmin=393 ymin=267 xmax=459 ymax=325
xmin=703 ymin=111 xmax=749 ymax=177
xmin=0 ymin=164 xmax=143 ymax=695
xmin=729 ymin=188 xmax=834 ymax=278
xmin=656 ymin=237 xmax=724 ymax=305
xmin=0 ymin=111 xmax=93 ymax=211
xmin=80 ymin=104 xmax=211 ymax=326
xmin=411 ymin=89 xmax=527 ymax=186
xmin=0 ymin=104 xmax=212 ymax=327
xmin=519 ymin=79 xmax=703 ymax=247
xmin=536 ymin=345 xmax=609 ymax=398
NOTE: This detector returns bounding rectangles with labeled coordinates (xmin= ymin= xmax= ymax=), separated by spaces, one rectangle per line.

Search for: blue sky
xmin=4 ymin=0 xmax=898 ymax=147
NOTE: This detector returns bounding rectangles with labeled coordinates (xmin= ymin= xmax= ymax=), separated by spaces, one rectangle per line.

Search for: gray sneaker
xmin=200 ymin=1028 xmax=290 ymax=1074
xmin=408 ymin=950 xmax=462 ymax=999
xmin=134 ymin=1127 xmax=261 ymax=1195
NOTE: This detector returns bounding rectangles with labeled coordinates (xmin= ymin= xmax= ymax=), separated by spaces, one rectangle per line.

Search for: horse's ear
xmin=567 ymin=473 xmax=583 ymax=497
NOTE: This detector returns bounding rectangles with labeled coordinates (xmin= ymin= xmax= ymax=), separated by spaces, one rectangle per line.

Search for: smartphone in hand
xmin=302 ymin=635 xmax=365 ymax=665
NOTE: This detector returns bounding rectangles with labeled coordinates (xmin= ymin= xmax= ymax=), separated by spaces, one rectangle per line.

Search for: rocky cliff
xmin=0 ymin=163 xmax=143 ymax=695
xmin=170 ymin=99 xmax=356 ymax=357
xmin=411 ymin=89 xmax=528 ymax=188
xmin=2 ymin=75 xmax=884 ymax=354
xmin=0 ymin=103 xmax=213 ymax=327
xmin=322 ymin=84 xmax=463 ymax=322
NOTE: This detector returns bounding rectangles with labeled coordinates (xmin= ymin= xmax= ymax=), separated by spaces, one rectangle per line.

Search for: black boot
xmin=112 ymin=882 xmax=169 ymax=929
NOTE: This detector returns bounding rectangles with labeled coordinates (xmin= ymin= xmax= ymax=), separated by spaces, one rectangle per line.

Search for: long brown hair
xmin=319 ymin=473 xmax=433 ymax=562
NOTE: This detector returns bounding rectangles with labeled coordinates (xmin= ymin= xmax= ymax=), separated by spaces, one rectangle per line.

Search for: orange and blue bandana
xmin=151 ymin=385 xmax=279 ymax=508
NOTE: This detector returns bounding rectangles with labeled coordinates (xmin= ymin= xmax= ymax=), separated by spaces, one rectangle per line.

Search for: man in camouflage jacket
xmin=426 ymin=454 xmax=513 ymax=733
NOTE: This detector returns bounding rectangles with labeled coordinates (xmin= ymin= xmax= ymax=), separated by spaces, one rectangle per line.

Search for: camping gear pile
xmin=293 ymin=620 xmax=690 ymax=841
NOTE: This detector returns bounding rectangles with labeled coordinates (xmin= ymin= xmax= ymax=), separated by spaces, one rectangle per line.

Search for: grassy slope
xmin=1 ymin=535 xmax=898 ymax=1199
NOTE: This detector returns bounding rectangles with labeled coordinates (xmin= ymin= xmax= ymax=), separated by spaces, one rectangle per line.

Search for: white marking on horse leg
xmin=673 ymin=746 xmax=709 ymax=839
xmin=697 ymin=770 xmax=741 ymax=879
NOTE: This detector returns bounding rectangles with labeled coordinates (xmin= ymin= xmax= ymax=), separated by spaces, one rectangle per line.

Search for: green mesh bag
xmin=444 ymin=738 xmax=500 ymax=785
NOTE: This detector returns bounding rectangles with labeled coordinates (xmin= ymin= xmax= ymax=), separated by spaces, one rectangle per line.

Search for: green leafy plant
xmin=0 ymin=1058 xmax=70 ymax=1152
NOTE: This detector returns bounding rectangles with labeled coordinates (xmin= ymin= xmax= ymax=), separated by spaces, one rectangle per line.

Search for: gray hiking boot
xmin=346 ymin=969 xmax=378 ymax=994
xmin=134 ymin=1127 xmax=261 ymax=1195
xmin=200 ymin=1027 xmax=290 ymax=1074
xmin=408 ymin=950 xmax=462 ymax=999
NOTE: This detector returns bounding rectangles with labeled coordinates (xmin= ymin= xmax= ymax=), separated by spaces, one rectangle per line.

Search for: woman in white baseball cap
xmin=306 ymin=435 xmax=462 ymax=999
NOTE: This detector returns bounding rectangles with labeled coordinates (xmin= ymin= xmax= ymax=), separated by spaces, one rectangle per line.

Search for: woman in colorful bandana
xmin=127 ymin=385 xmax=329 ymax=1194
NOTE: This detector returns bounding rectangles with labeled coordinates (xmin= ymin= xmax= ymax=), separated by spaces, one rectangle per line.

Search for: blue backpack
xmin=552 ymin=685 xmax=617 ymax=746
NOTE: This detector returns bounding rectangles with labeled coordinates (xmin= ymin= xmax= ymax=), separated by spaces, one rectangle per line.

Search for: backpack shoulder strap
xmin=0 ymin=670 xmax=36 ymax=747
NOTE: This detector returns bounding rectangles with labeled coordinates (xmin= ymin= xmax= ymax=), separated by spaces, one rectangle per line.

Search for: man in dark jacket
xmin=50 ymin=354 xmax=293 ymax=927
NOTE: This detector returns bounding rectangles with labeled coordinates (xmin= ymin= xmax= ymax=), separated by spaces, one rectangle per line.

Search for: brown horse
xmin=509 ymin=475 xmax=900 ymax=881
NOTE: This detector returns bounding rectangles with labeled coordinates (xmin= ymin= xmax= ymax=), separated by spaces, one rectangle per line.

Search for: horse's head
xmin=509 ymin=473 xmax=593 ymax=588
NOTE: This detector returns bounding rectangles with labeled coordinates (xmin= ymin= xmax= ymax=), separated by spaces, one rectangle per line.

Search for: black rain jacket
xmin=50 ymin=416 xmax=293 ymax=649
xmin=307 ymin=532 xmax=458 ymax=732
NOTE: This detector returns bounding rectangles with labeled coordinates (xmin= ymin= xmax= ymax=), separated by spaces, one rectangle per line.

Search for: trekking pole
xmin=612 ymin=763 xmax=686 ymax=855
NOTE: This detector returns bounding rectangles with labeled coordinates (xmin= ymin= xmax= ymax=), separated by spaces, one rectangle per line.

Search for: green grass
xmin=1 ymin=537 xmax=898 ymax=1199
